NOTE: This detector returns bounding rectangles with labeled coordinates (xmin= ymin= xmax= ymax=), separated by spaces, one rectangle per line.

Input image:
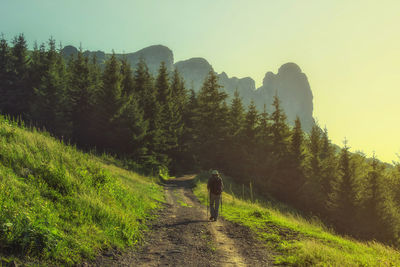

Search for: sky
xmin=1 ymin=0 xmax=399 ymax=163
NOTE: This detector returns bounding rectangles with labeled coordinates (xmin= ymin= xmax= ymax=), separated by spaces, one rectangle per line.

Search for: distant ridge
xmin=62 ymin=45 xmax=314 ymax=131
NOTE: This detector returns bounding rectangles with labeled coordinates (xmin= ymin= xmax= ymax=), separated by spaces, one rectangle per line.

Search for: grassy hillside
xmin=194 ymin=172 xmax=400 ymax=266
xmin=0 ymin=116 xmax=164 ymax=265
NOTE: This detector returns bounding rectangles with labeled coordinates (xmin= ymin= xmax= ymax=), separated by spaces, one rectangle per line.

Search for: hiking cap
xmin=212 ymin=170 xmax=219 ymax=175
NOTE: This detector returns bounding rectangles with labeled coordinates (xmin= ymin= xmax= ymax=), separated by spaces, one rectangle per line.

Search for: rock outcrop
xmin=116 ymin=45 xmax=173 ymax=76
xmin=254 ymin=63 xmax=314 ymax=131
xmin=217 ymin=72 xmax=256 ymax=106
xmin=174 ymin=57 xmax=213 ymax=91
xmin=62 ymin=45 xmax=314 ymax=131
xmin=62 ymin=45 xmax=173 ymax=76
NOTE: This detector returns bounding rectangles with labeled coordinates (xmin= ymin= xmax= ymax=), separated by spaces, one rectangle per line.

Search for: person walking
xmin=207 ymin=170 xmax=223 ymax=221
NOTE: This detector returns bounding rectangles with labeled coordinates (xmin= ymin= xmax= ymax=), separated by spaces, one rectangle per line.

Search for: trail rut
xmin=85 ymin=175 xmax=272 ymax=266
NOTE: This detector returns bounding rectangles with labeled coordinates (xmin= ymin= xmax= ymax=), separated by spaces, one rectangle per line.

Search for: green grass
xmin=194 ymin=172 xmax=400 ymax=266
xmin=0 ymin=116 xmax=165 ymax=265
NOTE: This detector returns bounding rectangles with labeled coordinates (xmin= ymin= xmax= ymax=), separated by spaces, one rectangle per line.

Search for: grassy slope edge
xmin=193 ymin=172 xmax=400 ymax=266
xmin=0 ymin=116 xmax=165 ymax=265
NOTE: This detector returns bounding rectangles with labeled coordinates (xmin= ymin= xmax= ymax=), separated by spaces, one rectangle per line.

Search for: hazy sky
xmin=1 ymin=0 xmax=399 ymax=163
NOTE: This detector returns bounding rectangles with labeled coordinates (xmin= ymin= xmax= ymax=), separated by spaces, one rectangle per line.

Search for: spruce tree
xmin=120 ymin=57 xmax=135 ymax=97
xmin=309 ymin=124 xmax=322 ymax=180
xmin=181 ymin=89 xmax=198 ymax=168
xmin=319 ymin=127 xmax=337 ymax=211
xmin=331 ymin=140 xmax=357 ymax=232
xmin=229 ymin=90 xmax=245 ymax=137
xmin=242 ymin=100 xmax=259 ymax=153
xmin=243 ymin=100 xmax=258 ymax=143
xmin=302 ymin=123 xmax=324 ymax=211
xmin=361 ymin=154 xmax=385 ymax=238
xmin=291 ymin=117 xmax=304 ymax=165
xmin=90 ymin=54 xmax=148 ymax=158
xmin=269 ymin=94 xmax=291 ymax=199
xmin=280 ymin=117 xmax=305 ymax=204
xmin=224 ymin=90 xmax=245 ymax=175
xmin=155 ymin=62 xmax=171 ymax=105
xmin=133 ymin=59 xmax=163 ymax=170
xmin=96 ymin=52 xmax=127 ymax=151
xmin=270 ymin=94 xmax=290 ymax=158
xmin=0 ymin=35 xmax=11 ymax=113
xmin=30 ymin=38 xmax=67 ymax=133
xmin=257 ymin=104 xmax=271 ymax=154
xmin=100 ymin=53 xmax=123 ymax=120
xmin=155 ymin=62 xmax=174 ymax=163
xmin=240 ymin=100 xmax=259 ymax=177
xmin=66 ymin=48 xmax=94 ymax=146
xmin=194 ymin=70 xmax=228 ymax=169
xmin=255 ymin=104 xmax=272 ymax=180
xmin=6 ymin=34 xmax=31 ymax=117
xmin=169 ymin=69 xmax=187 ymax=173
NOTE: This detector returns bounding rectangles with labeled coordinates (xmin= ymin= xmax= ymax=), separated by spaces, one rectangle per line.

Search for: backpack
xmin=210 ymin=176 xmax=223 ymax=195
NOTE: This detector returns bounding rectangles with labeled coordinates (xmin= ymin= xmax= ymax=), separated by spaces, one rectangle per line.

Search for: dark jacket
xmin=207 ymin=174 xmax=224 ymax=195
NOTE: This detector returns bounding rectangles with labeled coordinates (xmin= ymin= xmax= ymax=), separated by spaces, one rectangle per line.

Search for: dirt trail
xmin=86 ymin=175 xmax=272 ymax=266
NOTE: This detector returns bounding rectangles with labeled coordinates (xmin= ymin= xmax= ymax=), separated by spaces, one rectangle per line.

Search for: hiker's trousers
xmin=210 ymin=193 xmax=221 ymax=219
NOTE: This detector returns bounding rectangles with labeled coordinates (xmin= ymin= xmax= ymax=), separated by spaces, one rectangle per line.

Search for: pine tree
xmin=331 ymin=140 xmax=357 ymax=232
xmin=0 ymin=35 xmax=9 ymax=74
xmin=100 ymin=53 xmax=123 ymax=120
xmin=30 ymin=38 xmax=67 ymax=133
xmin=224 ymin=90 xmax=245 ymax=175
xmin=309 ymin=124 xmax=321 ymax=176
xmin=153 ymin=61 xmax=177 ymax=167
xmin=229 ymin=90 xmax=245 ymax=137
xmin=270 ymin=94 xmax=290 ymax=158
xmin=242 ymin=100 xmax=258 ymax=147
xmin=291 ymin=117 xmax=304 ymax=165
xmin=361 ymin=154 xmax=385 ymax=237
xmin=171 ymin=69 xmax=187 ymax=117
xmin=169 ymin=69 xmax=187 ymax=173
xmin=133 ymin=59 xmax=163 ymax=170
xmin=5 ymin=34 xmax=31 ymax=117
xmin=194 ymin=70 xmax=228 ymax=169
xmin=184 ymin=89 xmax=197 ymax=133
xmin=319 ymin=127 xmax=337 ymax=211
xmin=95 ymin=54 xmax=145 ymax=157
xmin=302 ymin=123 xmax=324 ymax=211
xmin=257 ymin=104 xmax=271 ymax=154
xmin=120 ymin=57 xmax=135 ymax=97
xmin=269 ymin=94 xmax=291 ymax=199
xmin=66 ymin=48 xmax=94 ymax=146
xmin=155 ymin=62 xmax=170 ymax=105
xmin=281 ymin=117 xmax=306 ymax=204
xmin=255 ymin=104 xmax=272 ymax=181
xmin=181 ymin=89 xmax=198 ymax=168
xmin=240 ymin=100 xmax=259 ymax=177
xmin=0 ymin=35 xmax=11 ymax=114
xmin=114 ymin=95 xmax=148 ymax=158
xmin=96 ymin=52 xmax=126 ymax=150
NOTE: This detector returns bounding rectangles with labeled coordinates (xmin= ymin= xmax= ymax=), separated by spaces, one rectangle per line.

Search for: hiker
xmin=207 ymin=170 xmax=223 ymax=221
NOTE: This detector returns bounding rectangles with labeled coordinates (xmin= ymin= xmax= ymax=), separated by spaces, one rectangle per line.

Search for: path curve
xmin=85 ymin=175 xmax=272 ymax=266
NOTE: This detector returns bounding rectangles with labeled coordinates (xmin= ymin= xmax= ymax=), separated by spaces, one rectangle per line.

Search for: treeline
xmin=1 ymin=34 xmax=400 ymax=246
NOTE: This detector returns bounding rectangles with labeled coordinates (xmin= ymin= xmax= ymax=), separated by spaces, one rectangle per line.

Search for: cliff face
xmin=254 ymin=63 xmax=314 ymax=131
xmin=62 ymin=45 xmax=173 ymax=76
xmin=173 ymin=58 xmax=256 ymax=107
xmin=62 ymin=45 xmax=314 ymax=131
xmin=174 ymin=57 xmax=213 ymax=91
xmin=116 ymin=45 xmax=173 ymax=76
xmin=173 ymin=57 xmax=314 ymax=130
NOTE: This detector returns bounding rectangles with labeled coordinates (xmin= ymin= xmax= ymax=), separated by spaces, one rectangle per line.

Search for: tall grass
xmin=0 ymin=116 xmax=164 ymax=265
xmin=194 ymin=172 xmax=400 ymax=266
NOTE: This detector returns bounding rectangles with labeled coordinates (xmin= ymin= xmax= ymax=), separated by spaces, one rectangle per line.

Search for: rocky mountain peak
xmin=278 ymin=62 xmax=302 ymax=74
xmin=62 ymin=44 xmax=315 ymax=131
